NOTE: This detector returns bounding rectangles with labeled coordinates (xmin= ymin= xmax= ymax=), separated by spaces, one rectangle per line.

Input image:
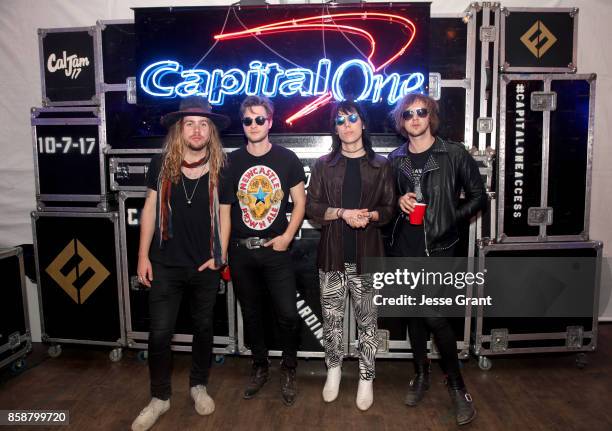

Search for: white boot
xmin=191 ymin=385 xmax=215 ymax=415
xmin=356 ymin=379 xmax=373 ymax=411
xmin=131 ymin=398 xmax=170 ymax=431
xmin=322 ymin=366 xmax=342 ymax=402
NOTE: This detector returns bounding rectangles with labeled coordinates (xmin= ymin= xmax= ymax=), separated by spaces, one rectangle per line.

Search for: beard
xmin=407 ymin=124 xmax=429 ymax=138
xmin=186 ymin=137 xmax=209 ymax=152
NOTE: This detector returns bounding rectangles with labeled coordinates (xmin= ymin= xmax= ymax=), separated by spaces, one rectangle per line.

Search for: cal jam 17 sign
xmin=39 ymin=27 xmax=99 ymax=105
xmin=135 ymin=3 xmax=429 ymax=133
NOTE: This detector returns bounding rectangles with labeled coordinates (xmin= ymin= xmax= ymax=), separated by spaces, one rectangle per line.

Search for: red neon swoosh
xmin=215 ymin=12 xmax=417 ymax=124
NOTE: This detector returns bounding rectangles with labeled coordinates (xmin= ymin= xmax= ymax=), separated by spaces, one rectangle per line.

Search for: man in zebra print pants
xmin=306 ymin=101 xmax=395 ymax=411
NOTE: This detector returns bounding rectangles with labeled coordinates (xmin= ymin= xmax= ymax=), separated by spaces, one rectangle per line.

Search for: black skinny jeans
xmin=148 ymin=263 xmax=219 ymax=400
xmin=229 ymin=244 xmax=299 ymax=369
xmin=408 ymin=245 xmax=463 ymax=385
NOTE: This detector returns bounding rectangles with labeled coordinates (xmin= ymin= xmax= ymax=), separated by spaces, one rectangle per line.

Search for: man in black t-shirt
xmin=220 ymin=96 xmax=306 ymax=406
xmin=131 ymin=97 xmax=230 ymax=431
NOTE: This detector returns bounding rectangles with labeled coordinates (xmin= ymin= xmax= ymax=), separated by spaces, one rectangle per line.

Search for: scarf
xmin=155 ymin=155 xmax=224 ymax=267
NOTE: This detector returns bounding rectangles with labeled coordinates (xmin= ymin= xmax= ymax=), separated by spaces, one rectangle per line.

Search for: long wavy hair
xmin=329 ymin=101 xmax=375 ymax=160
xmin=160 ymin=117 xmax=226 ymax=188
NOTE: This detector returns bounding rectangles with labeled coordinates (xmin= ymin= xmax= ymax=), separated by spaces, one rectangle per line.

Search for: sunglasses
xmin=242 ymin=116 xmax=268 ymax=126
xmin=402 ymin=108 xmax=429 ymax=120
xmin=335 ymin=113 xmax=360 ymax=126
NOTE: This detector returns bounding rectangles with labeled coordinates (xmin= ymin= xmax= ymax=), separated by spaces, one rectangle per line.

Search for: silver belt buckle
xmin=245 ymin=237 xmax=263 ymax=249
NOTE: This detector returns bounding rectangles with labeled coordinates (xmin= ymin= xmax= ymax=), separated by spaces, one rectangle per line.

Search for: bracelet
xmin=338 ymin=208 xmax=345 ymax=219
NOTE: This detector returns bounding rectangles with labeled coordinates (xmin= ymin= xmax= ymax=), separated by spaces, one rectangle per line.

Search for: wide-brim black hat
xmin=160 ymin=96 xmax=231 ymax=130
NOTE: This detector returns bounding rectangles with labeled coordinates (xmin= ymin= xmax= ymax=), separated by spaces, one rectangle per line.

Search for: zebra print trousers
xmin=319 ymin=263 xmax=378 ymax=381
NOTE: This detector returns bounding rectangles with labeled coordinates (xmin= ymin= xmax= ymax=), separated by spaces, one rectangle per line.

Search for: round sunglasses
xmin=402 ymin=108 xmax=429 ymax=120
xmin=242 ymin=116 xmax=268 ymax=126
xmin=335 ymin=113 xmax=360 ymax=126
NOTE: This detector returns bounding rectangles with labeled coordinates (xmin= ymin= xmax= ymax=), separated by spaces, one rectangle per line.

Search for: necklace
xmin=341 ymin=145 xmax=364 ymax=154
xmin=181 ymin=163 xmax=207 ymax=206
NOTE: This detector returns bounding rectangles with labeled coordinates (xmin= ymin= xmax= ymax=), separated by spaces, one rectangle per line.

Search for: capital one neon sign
xmin=139 ymin=12 xmax=423 ymax=124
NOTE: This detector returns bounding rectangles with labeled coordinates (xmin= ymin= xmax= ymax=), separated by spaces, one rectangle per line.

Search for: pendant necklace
xmin=181 ymin=163 xmax=207 ymax=206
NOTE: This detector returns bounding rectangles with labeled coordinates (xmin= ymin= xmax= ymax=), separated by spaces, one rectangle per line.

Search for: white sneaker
xmin=356 ymin=379 xmax=373 ymax=411
xmin=131 ymin=398 xmax=170 ymax=431
xmin=191 ymin=385 xmax=215 ymax=415
xmin=322 ymin=366 xmax=341 ymax=402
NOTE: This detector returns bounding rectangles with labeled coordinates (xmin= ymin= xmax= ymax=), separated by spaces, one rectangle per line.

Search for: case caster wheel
xmin=137 ymin=350 xmax=148 ymax=362
xmin=478 ymin=356 xmax=492 ymax=371
xmin=214 ymin=354 xmax=225 ymax=364
xmin=48 ymin=345 xmax=62 ymax=358
xmin=109 ymin=348 xmax=123 ymax=363
xmin=10 ymin=358 xmax=26 ymax=374
xmin=575 ymin=353 xmax=588 ymax=369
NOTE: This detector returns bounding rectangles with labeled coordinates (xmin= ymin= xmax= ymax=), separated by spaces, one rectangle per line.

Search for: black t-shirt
xmin=398 ymin=148 xmax=432 ymax=257
xmin=342 ymin=156 xmax=362 ymax=263
xmin=220 ymin=145 xmax=305 ymax=239
xmin=146 ymin=155 xmax=211 ymax=267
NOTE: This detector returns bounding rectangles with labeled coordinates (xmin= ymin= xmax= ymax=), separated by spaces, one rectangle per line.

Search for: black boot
xmin=404 ymin=362 xmax=430 ymax=407
xmin=447 ymin=376 xmax=476 ymax=425
xmin=243 ymin=362 xmax=269 ymax=399
xmin=280 ymin=365 xmax=297 ymax=406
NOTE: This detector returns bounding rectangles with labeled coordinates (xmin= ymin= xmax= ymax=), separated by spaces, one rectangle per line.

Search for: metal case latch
xmin=527 ymin=207 xmax=553 ymax=226
xmin=531 ymin=92 xmax=557 ymax=111
xmin=126 ymin=77 xmax=137 ymax=105
xmin=480 ymin=26 xmax=497 ymax=42
xmin=8 ymin=332 xmax=21 ymax=349
xmin=429 ymin=73 xmax=441 ymax=101
xmin=566 ymin=326 xmax=584 ymax=349
xmin=477 ymin=117 xmax=494 ymax=133
xmin=491 ymin=328 xmax=508 ymax=352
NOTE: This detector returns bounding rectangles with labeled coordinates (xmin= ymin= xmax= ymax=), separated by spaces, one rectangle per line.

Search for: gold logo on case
xmin=520 ymin=21 xmax=558 ymax=59
xmin=46 ymin=239 xmax=110 ymax=304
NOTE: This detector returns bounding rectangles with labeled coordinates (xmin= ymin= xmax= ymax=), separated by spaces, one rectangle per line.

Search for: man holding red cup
xmin=387 ymin=93 xmax=486 ymax=426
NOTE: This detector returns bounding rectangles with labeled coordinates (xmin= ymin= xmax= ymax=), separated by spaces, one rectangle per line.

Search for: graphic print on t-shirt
xmin=236 ymin=165 xmax=284 ymax=230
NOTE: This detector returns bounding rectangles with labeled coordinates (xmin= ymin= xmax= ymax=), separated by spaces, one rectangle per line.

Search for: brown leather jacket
xmin=306 ymin=151 xmax=396 ymax=273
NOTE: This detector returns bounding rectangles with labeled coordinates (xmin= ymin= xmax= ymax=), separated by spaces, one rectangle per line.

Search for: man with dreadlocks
xmin=131 ymin=97 xmax=230 ymax=431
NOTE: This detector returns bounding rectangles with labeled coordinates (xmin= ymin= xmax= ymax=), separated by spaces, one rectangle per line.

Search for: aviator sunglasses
xmin=335 ymin=113 xmax=360 ymax=126
xmin=242 ymin=116 xmax=268 ymax=126
xmin=402 ymin=108 xmax=429 ymax=120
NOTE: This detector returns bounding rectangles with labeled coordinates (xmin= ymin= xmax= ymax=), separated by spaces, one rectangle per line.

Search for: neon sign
xmin=138 ymin=11 xmax=425 ymax=125
xmin=140 ymin=58 xmax=424 ymax=106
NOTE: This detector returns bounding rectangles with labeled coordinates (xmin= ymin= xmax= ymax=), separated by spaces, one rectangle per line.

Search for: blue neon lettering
xmin=140 ymin=60 xmax=180 ymax=97
xmin=331 ymin=59 xmax=373 ymax=102
xmin=371 ymin=74 xmax=400 ymax=104
xmin=314 ymin=59 xmax=331 ymax=96
xmin=140 ymin=59 xmax=424 ymax=104
xmin=245 ymin=61 xmax=264 ymax=95
xmin=261 ymin=63 xmax=284 ymax=97
xmin=278 ymin=68 xmax=313 ymax=97
xmin=175 ymin=69 xmax=210 ymax=97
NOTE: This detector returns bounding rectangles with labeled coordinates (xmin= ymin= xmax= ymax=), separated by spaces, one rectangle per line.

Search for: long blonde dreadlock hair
xmin=160 ymin=117 xmax=226 ymax=187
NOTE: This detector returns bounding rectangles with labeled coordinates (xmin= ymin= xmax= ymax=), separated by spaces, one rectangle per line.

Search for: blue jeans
xmin=148 ymin=263 xmax=219 ymax=400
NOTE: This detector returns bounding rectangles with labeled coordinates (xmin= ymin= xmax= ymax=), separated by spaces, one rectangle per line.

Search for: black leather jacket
xmin=387 ymin=137 xmax=487 ymax=255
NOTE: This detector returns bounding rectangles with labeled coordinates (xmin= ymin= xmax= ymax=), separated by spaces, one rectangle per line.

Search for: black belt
xmin=232 ymin=237 xmax=273 ymax=250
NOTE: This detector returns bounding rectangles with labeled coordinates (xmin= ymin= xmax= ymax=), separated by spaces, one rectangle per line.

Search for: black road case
xmin=32 ymin=211 xmax=125 ymax=361
xmin=498 ymin=73 xmax=596 ymax=242
xmin=472 ymin=240 xmax=603 ymax=371
xmin=0 ymin=247 xmax=31 ymax=372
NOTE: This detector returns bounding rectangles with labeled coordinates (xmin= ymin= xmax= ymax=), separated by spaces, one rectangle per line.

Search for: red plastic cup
xmin=409 ymin=203 xmax=427 ymax=225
